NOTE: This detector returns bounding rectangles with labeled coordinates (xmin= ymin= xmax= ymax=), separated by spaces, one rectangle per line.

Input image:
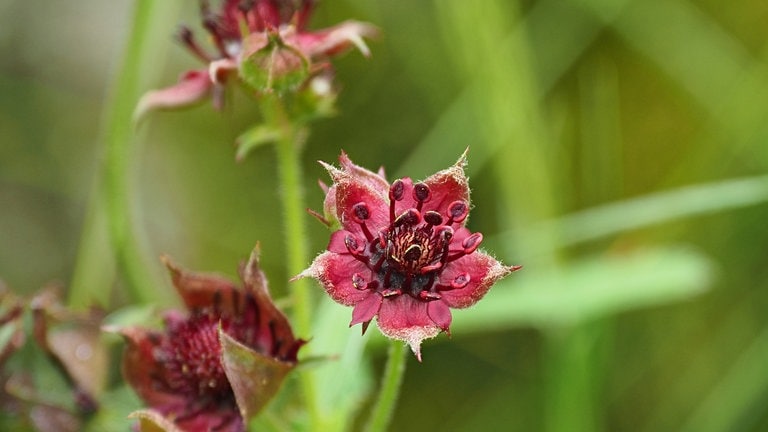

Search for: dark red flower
xmin=135 ymin=0 xmax=377 ymax=117
xmin=298 ymin=151 xmax=521 ymax=360
xmin=118 ymin=247 xmax=304 ymax=432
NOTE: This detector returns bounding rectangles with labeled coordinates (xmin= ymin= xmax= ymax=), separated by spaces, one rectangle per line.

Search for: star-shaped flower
xmin=117 ymin=247 xmax=304 ymax=432
xmin=298 ymin=151 xmax=520 ymax=360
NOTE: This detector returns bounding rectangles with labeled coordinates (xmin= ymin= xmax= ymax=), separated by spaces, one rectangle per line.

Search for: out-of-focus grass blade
xmin=453 ymin=247 xmax=713 ymax=331
xmin=501 ymin=175 xmax=768 ymax=254
xmin=310 ymin=296 xmax=374 ymax=430
xmin=679 ymin=326 xmax=768 ymax=432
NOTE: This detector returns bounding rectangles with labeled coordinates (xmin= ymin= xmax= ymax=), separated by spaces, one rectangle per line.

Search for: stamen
xmin=404 ymin=245 xmax=422 ymax=262
xmin=420 ymin=262 xmax=442 ymax=273
xmin=419 ymin=291 xmax=441 ymax=300
xmin=178 ymin=26 xmax=212 ymax=62
xmin=462 ymin=233 xmax=483 ymax=254
xmin=344 ymin=235 xmax=362 ymax=254
xmin=448 ymin=201 xmax=468 ymax=224
xmin=423 ymin=211 xmax=442 ymax=227
xmin=413 ymin=183 xmax=431 ymax=211
xmin=352 ymin=202 xmax=374 ymax=241
xmin=389 ymin=179 xmax=404 ymax=222
xmin=451 ymin=273 xmax=470 ymax=289
xmin=394 ymin=209 xmax=421 ymax=227
xmin=352 ymin=273 xmax=368 ymax=290
xmin=352 ymin=202 xmax=370 ymax=222
xmin=202 ymin=16 xmax=229 ymax=58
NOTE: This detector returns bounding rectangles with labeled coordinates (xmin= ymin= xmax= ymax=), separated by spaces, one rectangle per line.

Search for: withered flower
xmin=118 ymin=247 xmax=304 ymax=432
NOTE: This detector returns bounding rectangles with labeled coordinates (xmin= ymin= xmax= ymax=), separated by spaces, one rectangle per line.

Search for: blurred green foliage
xmin=2 ymin=0 xmax=768 ymax=431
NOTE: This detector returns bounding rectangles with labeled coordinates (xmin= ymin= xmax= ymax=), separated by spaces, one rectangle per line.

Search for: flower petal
xmin=376 ymin=295 xmax=441 ymax=361
xmin=420 ymin=149 xmax=470 ymax=216
xmin=438 ymin=251 xmax=520 ymax=309
xmin=295 ymin=251 xmax=372 ymax=306
xmin=321 ymin=158 xmax=390 ymax=235
xmin=161 ymin=255 xmax=241 ymax=316
xmin=240 ymin=245 xmax=304 ymax=360
xmin=291 ymin=20 xmax=379 ymax=59
xmin=133 ymin=69 xmax=212 ymax=121
xmin=117 ymin=327 xmax=182 ymax=409
xmin=350 ymin=292 xmax=383 ymax=327
xmin=426 ymin=300 xmax=453 ymax=334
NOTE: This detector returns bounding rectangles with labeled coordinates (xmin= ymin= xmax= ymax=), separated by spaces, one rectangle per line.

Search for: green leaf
xmin=454 ymin=246 xmax=713 ymax=331
xmin=311 ymin=296 xmax=374 ymax=430
xmin=218 ymin=328 xmax=295 ymax=422
xmin=127 ymin=409 xmax=183 ymax=432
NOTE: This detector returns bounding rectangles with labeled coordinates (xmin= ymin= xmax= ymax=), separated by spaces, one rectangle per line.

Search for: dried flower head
xmin=298 ymin=151 xmax=520 ymax=360
xmin=118 ymin=247 xmax=304 ymax=432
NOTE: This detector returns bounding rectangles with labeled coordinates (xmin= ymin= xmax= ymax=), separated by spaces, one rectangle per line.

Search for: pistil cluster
xmin=344 ymin=181 xmax=479 ymax=308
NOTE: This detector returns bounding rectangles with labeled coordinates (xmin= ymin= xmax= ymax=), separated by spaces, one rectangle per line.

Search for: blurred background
xmin=2 ymin=0 xmax=768 ymax=431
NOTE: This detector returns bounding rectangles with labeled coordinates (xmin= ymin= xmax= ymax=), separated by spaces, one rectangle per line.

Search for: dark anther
xmin=352 ymin=273 xmax=368 ymax=290
xmin=413 ymin=183 xmax=431 ymax=203
xmin=344 ymin=235 xmax=360 ymax=253
xmin=462 ymin=233 xmax=483 ymax=254
xmin=389 ymin=179 xmax=405 ymax=201
xmin=449 ymin=201 xmax=468 ymax=223
xmin=404 ymin=245 xmax=423 ymax=262
xmin=424 ymin=211 xmax=443 ymax=226
xmin=352 ymin=202 xmax=371 ymax=222
xmin=451 ymin=273 xmax=471 ymax=289
xmin=437 ymin=226 xmax=454 ymax=242
xmin=394 ymin=209 xmax=421 ymax=227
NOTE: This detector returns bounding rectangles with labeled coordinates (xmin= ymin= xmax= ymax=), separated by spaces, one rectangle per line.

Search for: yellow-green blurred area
xmin=2 ymin=0 xmax=768 ymax=431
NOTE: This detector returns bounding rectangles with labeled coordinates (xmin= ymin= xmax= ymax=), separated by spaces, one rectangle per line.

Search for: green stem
xmin=266 ymin=94 xmax=319 ymax=426
xmin=71 ymin=0 xmax=180 ymax=306
xmin=365 ymin=341 xmax=407 ymax=432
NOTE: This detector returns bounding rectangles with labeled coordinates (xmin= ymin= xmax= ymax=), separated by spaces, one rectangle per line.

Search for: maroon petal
xmin=420 ymin=149 xmax=470 ymax=216
xmin=376 ymin=296 xmax=441 ymax=360
xmin=117 ymin=327 xmax=182 ymax=409
xmin=289 ymin=21 xmax=379 ymax=59
xmin=133 ymin=69 xmax=212 ymax=121
xmin=426 ymin=301 xmax=453 ymax=334
xmin=239 ymin=246 xmax=303 ymax=361
xmin=438 ymin=252 xmax=519 ymax=309
xmin=320 ymin=159 xmax=390 ymax=235
xmin=161 ymin=255 xmax=241 ymax=316
xmin=296 ymin=251 xmax=372 ymax=306
xmin=350 ymin=292 xmax=383 ymax=327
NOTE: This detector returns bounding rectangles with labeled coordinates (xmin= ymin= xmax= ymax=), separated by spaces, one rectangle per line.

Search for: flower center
xmin=346 ymin=180 xmax=480 ymax=301
xmin=156 ymin=313 xmax=234 ymax=400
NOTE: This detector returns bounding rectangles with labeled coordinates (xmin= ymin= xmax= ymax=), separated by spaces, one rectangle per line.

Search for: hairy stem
xmin=69 ymin=0 xmax=179 ymax=306
xmin=366 ymin=341 xmax=407 ymax=432
xmin=266 ymin=94 xmax=320 ymax=426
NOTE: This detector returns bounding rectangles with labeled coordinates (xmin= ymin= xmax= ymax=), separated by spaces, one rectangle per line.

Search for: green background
xmin=2 ymin=0 xmax=768 ymax=431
